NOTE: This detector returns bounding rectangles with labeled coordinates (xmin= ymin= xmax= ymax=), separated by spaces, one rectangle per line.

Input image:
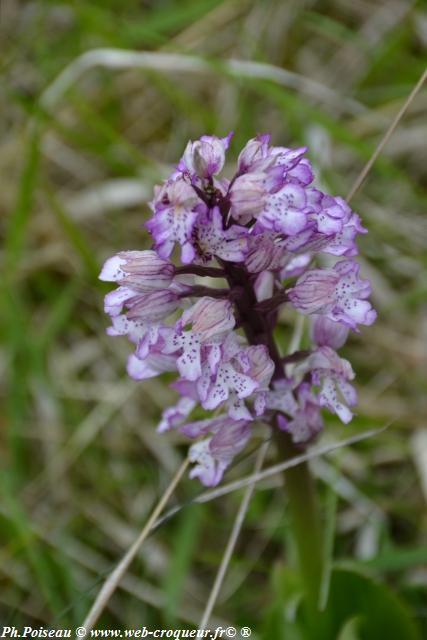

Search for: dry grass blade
xmin=39 ymin=48 xmax=364 ymax=116
xmin=346 ymin=66 xmax=427 ymax=202
xmin=82 ymin=458 xmax=189 ymax=631
xmin=192 ymin=426 xmax=389 ymax=504
xmin=199 ymin=440 xmax=269 ymax=629
xmin=152 ymin=426 xmax=390 ymax=531
xmin=411 ymin=429 xmax=427 ymax=505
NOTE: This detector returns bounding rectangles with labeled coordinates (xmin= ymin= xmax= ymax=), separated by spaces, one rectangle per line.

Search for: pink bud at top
xmin=271 ymin=145 xmax=307 ymax=170
xmin=182 ymin=133 xmax=232 ymax=178
xmin=310 ymin=315 xmax=349 ymax=349
xmin=100 ymin=250 xmax=175 ymax=291
xmin=146 ymin=178 xmax=203 ymax=262
xmin=237 ymin=134 xmax=272 ymax=173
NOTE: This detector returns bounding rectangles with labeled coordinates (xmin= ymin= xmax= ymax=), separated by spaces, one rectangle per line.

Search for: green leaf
xmin=337 ymin=617 xmax=363 ymax=640
xmin=314 ymin=568 xmax=421 ymax=640
xmin=261 ymin=564 xmax=305 ymax=640
xmin=361 ymin=545 xmax=427 ymax=573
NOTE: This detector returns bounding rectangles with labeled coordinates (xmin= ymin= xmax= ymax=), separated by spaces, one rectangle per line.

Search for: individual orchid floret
xmin=99 ymin=250 xmax=175 ymax=291
xmin=286 ymin=157 xmax=313 ymax=186
xmin=277 ymin=383 xmax=323 ymax=444
xmin=146 ymin=178 xmax=204 ymax=263
xmin=104 ymin=285 xmax=178 ymax=321
xmin=323 ymin=211 xmax=367 ymax=257
xmin=303 ymin=346 xmax=357 ymax=423
xmin=125 ymin=327 xmax=177 ymax=380
xmin=198 ymin=355 xmax=259 ymax=411
xmin=191 ymin=207 xmax=247 ymax=264
xmin=237 ymin=134 xmax=273 ymax=173
xmin=187 ymin=419 xmax=251 ymax=486
xmin=257 ymin=183 xmax=309 ymax=235
xmin=287 ymin=259 xmax=376 ymax=330
xmin=306 ymin=189 xmax=350 ymax=235
xmin=127 ymin=351 xmax=177 ymax=380
xmin=126 ymin=289 xmax=180 ymax=323
xmin=263 ymin=379 xmax=299 ymax=416
xmin=229 ymin=172 xmax=266 ymax=223
xmin=280 ymin=193 xmax=366 ymax=259
xmin=181 ymin=297 xmax=235 ymax=340
xmin=195 ymin=334 xmax=259 ymax=411
xmin=226 ymin=345 xmax=275 ymax=419
xmin=244 ymin=345 xmax=275 ymax=389
xmin=310 ymin=315 xmax=349 ymax=349
xmin=245 ymin=232 xmax=286 ymax=274
xmin=180 ymin=132 xmax=232 ymax=179
xmin=162 ymin=298 xmax=235 ymax=381
xmin=106 ymin=314 xmax=149 ymax=344
xmin=157 ymin=396 xmax=197 ymax=433
xmin=270 ymin=145 xmax=307 ymax=168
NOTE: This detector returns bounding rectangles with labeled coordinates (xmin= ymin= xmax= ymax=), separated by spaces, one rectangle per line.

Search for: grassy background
xmin=1 ymin=0 xmax=427 ymax=633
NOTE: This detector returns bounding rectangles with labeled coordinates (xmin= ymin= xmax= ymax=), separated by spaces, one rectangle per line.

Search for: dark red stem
xmin=175 ymin=265 xmax=226 ymax=278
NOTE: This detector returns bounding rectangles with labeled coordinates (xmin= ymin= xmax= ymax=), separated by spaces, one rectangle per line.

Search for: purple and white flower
xmin=287 ymin=259 xmax=376 ymax=330
xmin=146 ymin=178 xmax=204 ymax=263
xmin=100 ymin=133 xmax=376 ymax=485
xmin=310 ymin=315 xmax=349 ymax=349
xmin=192 ymin=207 xmax=247 ymax=264
xmin=303 ymin=346 xmax=358 ymax=423
xmin=100 ymin=250 xmax=175 ymax=291
xmin=180 ymin=132 xmax=232 ymax=179
xmin=277 ymin=384 xmax=323 ymax=444
xmin=187 ymin=418 xmax=251 ymax=486
xmin=229 ymin=172 xmax=266 ymax=223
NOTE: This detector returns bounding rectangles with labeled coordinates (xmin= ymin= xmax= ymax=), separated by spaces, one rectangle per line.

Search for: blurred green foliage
xmin=1 ymin=0 xmax=426 ymax=635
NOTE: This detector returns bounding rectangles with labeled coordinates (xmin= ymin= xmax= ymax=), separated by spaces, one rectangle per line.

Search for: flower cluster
xmin=100 ymin=133 xmax=376 ymax=486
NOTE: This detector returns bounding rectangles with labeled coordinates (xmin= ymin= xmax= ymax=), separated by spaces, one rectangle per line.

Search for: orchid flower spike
xmin=100 ymin=133 xmax=376 ymax=485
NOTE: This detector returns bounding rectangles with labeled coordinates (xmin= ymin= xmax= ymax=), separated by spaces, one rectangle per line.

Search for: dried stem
xmin=199 ymin=441 xmax=269 ymax=629
xmin=346 ymin=66 xmax=427 ymax=203
xmin=82 ymin=458 xmax=189 ymax=631
xmin=152 ymin=425 xmax=389 ymax=529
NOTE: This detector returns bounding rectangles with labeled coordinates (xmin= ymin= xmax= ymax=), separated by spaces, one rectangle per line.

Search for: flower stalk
xmin=223 ymin=259 xmax=323 ymax=615
xmin=275 ymin=432 xmax=324 ymax=618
